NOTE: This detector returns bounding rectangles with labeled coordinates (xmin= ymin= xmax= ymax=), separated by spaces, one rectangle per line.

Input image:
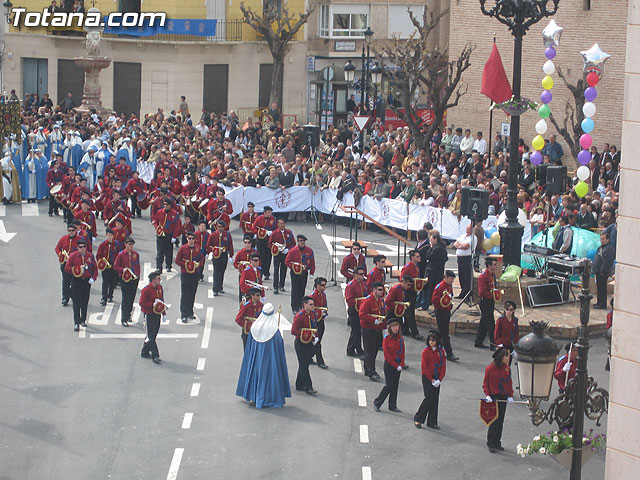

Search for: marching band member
xmin=194 ymin=220 xmax=210 ymax=282
xmin=251 ymin=205 xmax=276 ymax=280
xmin=340 ymin=242 xmax=367 ymax=282
xmin=239 ymin=254 xmax=263 ymax=299
xmin=385 ymin=275 xmax=413 ymax=324
xmin=46 ymin=158 xmax=64 ymax=216
xmin=482 ymin=348 xmax=514 ymax=453
xmin=373 ymin=318 xmax=405 ymax=413
xmin=206 ymin=220 xmax=234 ymax=296
xmin=431 ymin=270 xmax=459 ymax=361
xmin=285 ymin=234 xmax=315 ymax=314
xmin=113 ymin=237 xmax=141 ymax=327
xmin=554 ymin=343 xmax=577 ymax=393
xmin=55 ymin=222 xmax=82 ymax=306
xmin=73 ymin=199 xmax=97 ymax=239
xmin=96 ymin=228 xmax=119 ymax=306
xmin=235 ymin=287 xmax=263 ymax=350
xmin=359 ymin=281 xmax=387 ymax=381
xmin=291 ymin=296 xmax=319 ymax=395
xmin=494 ymin=300 xmax=519 ymax=358
xmin=180 ymin=215 xmax=195 ymax=245
xmin=207 ymin=188 xmax=233 ymax=230
xmin=152 ymin=199 xmax=182 ymax=273
xmin=476 ymin=257 xmax=500 ymax=350
xmin=345 ymin=266 xmax=368 ymax=357
xmin=268 ymin=217 xmax=295 ymax=294
xmin=175 ymin=232 xmax=205 ymax=323
xmin=125 ymin=170 xmax=146 ymax=218
xmin=138 ymin=271 xmax=165 ymax=364
xmin=64 ymin=239 xmax=98 ymax=331
xmin=414 ymin=330 xmax=447 ymax=429
xmin=400 ymin=250 xmax=425 ymax=340
xmin=239 ymin=201 xmax=257 ymax=235
xmin=366 ymin=254 xmax=387 ymax=291
xmin=310 ymin=277 xmax=329 ymax=369
xmin=111 ymin=217 xmax=129 ymax=251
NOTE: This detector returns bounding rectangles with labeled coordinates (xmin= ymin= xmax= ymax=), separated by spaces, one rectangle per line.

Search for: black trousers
xmin=142 ymin=313 xmax=161 ymax=358
xmin=314 ymin=319 xmax=325 ymax=364
xmin=49 ymin=195 xmax=59 ymax=215
xmin=60 ymin=263 xmax=72 ymax=301
xmin=487 ymin=394 xmax=508 ymax=448
xmin=346 ymin=306 xmax=363 ymax=354
xmin=294 ymin=338 xmax=314 ymax=391
xmin=595 ymin=273 xmax=609 ymax=307
xmin=374 ymin=361 xmax=401 ymax=409
xmin=212 ymin=253 xmax=228 ymax=293
xmin=457 ymin=255 xmax=472 ymax=296
xmin=272 ymin=252 xmax=287 ymax=289
xmin=290 ymin=271 xmax=307 ymax=313
xmin=120 ymin=279 xmax=139 ymax=321
xmin=362 ymin=328 xmax=382 ymax=377
xmin=64 ymin=206 xmax=74 ymax=223
xmin=101 ymin=268 xmax=118 ymax=301
xmin=71 ymin=277 xmax=91 ymax=325
xmin=241 ymin=331 xmax=248 ymax=350
xmin=180 ymin=272 xmax=199 ymax=317
xmin=403 ymin=289 xmax=419 ymax=336
xmin=476 ymin=299 xmax=495 ymax=346
xmin=156 ymin=235 xmax=173 ymax=271
xmin=256 ymin=239 xmax=271 ymax=277
xmin=435 ymin=309 xmax=453 ymax=356
xmin=130 ymin=195 xmax=141 ymax=217
xmin=414 ymin=375 xmax=441 ymax=426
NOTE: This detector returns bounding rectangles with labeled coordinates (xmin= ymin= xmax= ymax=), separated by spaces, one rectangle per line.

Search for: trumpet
xmin=239 ymin=260 xmax=251 ymax=266
xmin=58 ymin=249 xmax=70 ymax=264
xmin=315 ymin=306 xmax=328 ymax=311
xmin=395 ymin=302 xmax=410 ymax=307
xmin=245 ymin=280 xmax=269 ymax=291
xmin=154 ymin=298 xmax=171 ymax=309
xmin=124 ymin=267 xmax=139 ymax=280
xmin=371 ymin=314 xmax=386 ymax=319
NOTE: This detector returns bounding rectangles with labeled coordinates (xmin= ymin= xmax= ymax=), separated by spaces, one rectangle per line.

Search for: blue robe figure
xmin=21 ymin=150 xmax=43 ymax=200
xmin=71 ymin=133 xmax=83 ymax=171
xmin=116 ymin=138 xmax=136 ymax=172
xmin=48 ymin=125 xmax=63 ymax=159
xmin=79 ymin=147 xmax=98 ymax=190
xmin=20 ymin=125 xmax=29 ymax=169
xmin=236 ymin=303 xmax=292 ymax=409
xmin=34 ymin=128 xmax=47 ymax=154
xmin=96 ymin=143 xmax=113 ymax=177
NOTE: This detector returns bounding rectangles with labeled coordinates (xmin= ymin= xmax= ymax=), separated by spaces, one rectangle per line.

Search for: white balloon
xmin=583 ymin=102 xmax=596 ymax=118
xmin=536 ymin=119 xmax=548 ymax=135
xmin=576 ymin=165 xmax=590 ymax=181
xmin=543 ymin=60 xmax=555 ymax=75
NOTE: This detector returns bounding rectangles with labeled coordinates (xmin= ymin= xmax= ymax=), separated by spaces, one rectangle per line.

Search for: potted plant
xmin=517 ymin=429 xmax=606 ymax=470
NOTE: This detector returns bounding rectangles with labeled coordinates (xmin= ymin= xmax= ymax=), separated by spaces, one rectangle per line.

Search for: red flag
xmin=481 ymin=43 xmax=512 ymax=103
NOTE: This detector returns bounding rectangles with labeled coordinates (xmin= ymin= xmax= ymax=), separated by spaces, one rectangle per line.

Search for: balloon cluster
xmin=531 ymin=20 xmax=564 ymax=166
xmin=575 ymin=43 xmax=611 ymax=197
xmin=482 ymin=227 xmax=501 ymax=254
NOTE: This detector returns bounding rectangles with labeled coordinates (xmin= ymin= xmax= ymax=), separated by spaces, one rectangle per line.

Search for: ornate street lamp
xmin=344 ymin=59 xmax=356 ymax=84
xmin=3 ymin=0 xmax=12 ymax=23
xmin=479 ymin=0 xmax=559 ymax=268
xmin=370 ymin=62 xmax=382 ymax=117
xmin=360 ymin=27 xmax=374 ymax=112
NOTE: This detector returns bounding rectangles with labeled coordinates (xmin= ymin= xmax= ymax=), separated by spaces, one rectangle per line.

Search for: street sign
xmin=354 ymin=116 xmax=369 ymax=131
xmin=501 ymin=121 xmax=511 ymax=137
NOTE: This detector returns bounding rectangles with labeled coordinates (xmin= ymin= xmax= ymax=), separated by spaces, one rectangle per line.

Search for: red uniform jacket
xmin=494 ymin=316 xmax=519 ymax=347
xmin=421 ymin=346 xmax=447 ymax=381
xmin=65 ymin=250 xmax=98 ymax=280
xmin=234 ymin=247 xmax=259 ymax=272
xmin=183 ymin=180 xmax=198 ymax=197
xmin=152 ymin=209 xmax=182 ymax=239
xmin=554 ymin=354 xmax=577 ymax=390
xmin=96 ymin=239 xmax=119 ymax=269
xmin=239 ymin=211 xmax=257 ymax=234
xmin=366 ymin=266 xmax=386 ymax=292
xmin=112 ymin=226 xmax=129 ymax=251
xmin=431 ymin=280 xmax=454 ymax=312
xmin=195 ymin=182 xmax=212 ymax=199
xmin=125 ymin=177 xmax=145 ymax=196
xmin=115 ymin=164 xmax=132 ymax=184
xmin=194 ymin=230 xmax=210 ymax=255
xmin=345 ymin=279 xmax=368 ymax=309
xmin=71 ymin=185 xmax=90 ymax=205
xmin=175 ymin=245 xmax=205 ymax=274
xmin=383 ymin=333 xmax=405 ymax=369
xmin=251 ymin=214 xmax=276 ymax=240
xmin=291 ymin=309 xmax=318 ymax=341
xmin=483 ymin=363 xmax=514 ymax=397
xmin=239 ymin=266 xmax=263 ymax=294
xmin=285 ymin=246 xmax=315 ymax=275
xmin=55 ymin=234 xmax=81 ymax=262
xmin=310 ymin=289 xmax=328 ymax=320
xmin=268 ymin=228 xmax=295 ymax=254
xmin=74 ymin=210 xmax=97 ymax=238
xmin=235 ymin=299 xmax=263 ymax=332
xmin=207 ymin=198 xmax=233 ymax=225
xmin=181 ymin=222 xmax=196 ymax=239
xmin=46 ymin=168 xmax=64 ymax=188
xmin=385 ymin=283 xmax=407 ymax=313
xmin=139 ymin=283 xmax=164 ymax=315
xmin=359 ymin=294 xmax=386 ymax=330
xmin=340 ymin=253 xmax=367 ymax=282
xmin=207 ymin=230 xmax=234 ymax=257
xmin=113 ymin=249 xmax=141 ymax=278
xmin=401 ymin=261 xmax=420 ymax=279
xmin=478 ymin=269 xmax=497 ymax=300
xmin=104 ymin=199 xmax=132 ymax=222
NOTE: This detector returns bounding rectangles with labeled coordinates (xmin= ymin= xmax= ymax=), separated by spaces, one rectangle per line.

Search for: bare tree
xmin=240 ymin=2 xmax=313 ymax=111
xmin=548 ymin=67 xmax=586 ymax=159
xmin=375 ymin=9 xmax=473 ymax=156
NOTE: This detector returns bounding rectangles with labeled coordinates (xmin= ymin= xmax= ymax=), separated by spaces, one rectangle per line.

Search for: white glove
xmin=432 ymin=379 xmax=441 ymax=388
xmin=208 ymin=252 xmax=213 ymax=261
xmin=153 ymin=298 xmax=160 ymax=306
xmin=507 ymin=397 xmax=514 ymax=403
xmin=266 ymin=230 xmax=272 ymax=236
xmin=374 ymin=319 xmax=382 ymax=325
xmin=396 ymin=366 xmax=402 ymax=372
xmin=88 ymin=278 xmax=94 ymax=285
xmin=92 ymin=237 xmax=97 ymax=243
xmin=312 ymin=337 xmax=319 ymax=345
xmin=228 ymin=257 xmax=233 ymax=264
xmin=283 ymin=248 xmax=289 ymax=254
xmin=562 ymin=362 xmax=572 ymax=372
xmin=485 ymin=396 xmax=493 ymax=403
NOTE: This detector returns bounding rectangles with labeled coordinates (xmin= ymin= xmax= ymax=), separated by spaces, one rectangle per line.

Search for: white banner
xmin=240 ymin=186 xmax=313 ymax=213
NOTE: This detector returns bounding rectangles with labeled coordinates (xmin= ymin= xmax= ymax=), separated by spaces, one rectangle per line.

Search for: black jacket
xmin=425 ymin=242 xmax=448 ymax=284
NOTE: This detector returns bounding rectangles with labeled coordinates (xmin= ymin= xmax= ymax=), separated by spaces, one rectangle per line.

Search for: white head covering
xmin=250 ymin=303 xmax=291 ymax=343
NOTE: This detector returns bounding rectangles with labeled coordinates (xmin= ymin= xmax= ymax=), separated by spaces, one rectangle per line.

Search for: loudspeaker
xmin=546 ymin=165 xmax=567 ymax=194
xmin=535 ymin=164 xmax=548 ymax=185
xmin=303 ymin=124 xmax=320 ymax=150
xmin=526 ymin=283 xmax=564 ymax=307
xmin=460 ymin=187 xmax=471 ymax=217
xmin=549 ymin=275 xmax=570 ymax=302
xmin=467 ymin=188 xmax=489 ymax=222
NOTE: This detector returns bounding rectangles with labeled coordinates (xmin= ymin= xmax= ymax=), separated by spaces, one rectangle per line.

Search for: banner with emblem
xmin=103 ymin=18 xmax=217 ymax=37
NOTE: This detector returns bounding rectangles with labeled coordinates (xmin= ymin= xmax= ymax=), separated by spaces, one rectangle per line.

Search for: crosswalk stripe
xmin=21 ymin=203 xmax=39 ymax=216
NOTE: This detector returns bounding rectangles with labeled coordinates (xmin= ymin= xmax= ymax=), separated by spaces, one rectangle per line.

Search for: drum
xmin=197 ymin=197 xmax=209 ymax=215
xmin=137 ymin=192 xmax=150 ymax=210
xmin=50 ymin=184 xmax=63 ymax=203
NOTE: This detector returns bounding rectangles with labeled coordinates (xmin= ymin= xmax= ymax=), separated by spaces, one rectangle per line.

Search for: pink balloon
xmin=580 ymin=134 xmax=593 ymax=150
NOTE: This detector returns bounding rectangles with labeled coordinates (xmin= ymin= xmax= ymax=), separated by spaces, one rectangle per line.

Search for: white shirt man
xmin=460 ymin=130 xmax=474 ymax=157
xmin=473 ymin=132 xmax=487 ymax=156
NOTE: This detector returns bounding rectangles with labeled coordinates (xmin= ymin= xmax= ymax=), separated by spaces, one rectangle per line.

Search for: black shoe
xmin=264 ymin=274 xmax=270 ymax=280
xmin=80 ymin=322 xmax=87 ymax=327
xmin=389 ymin=407 xmax=401 ymax=413
xmin=489 ymin=448 xmax=498 ymax=453
xmin=295 ymin=386 xmax=306 ymax=392
xmin=62 ymin=298 xmax=69 ymax=306
xmin=188 ymin=314 xmax=196 ymax=320
xmin=447 ymin=354 xmax=460 ymax=362
xmin=414 ymin=422 xmax=422 ymax=429
xmin=373 ymin=404 xmax=380 ymax=412
xmin=474 ymin=343 xmax=489 ymax=349
xmin=181 ymin=317 xmax=188 ymax=324
xmin=305 ymin=388 xmax=317 ymax=395
xmin=220 ymin=288 xmax=224 ymax=293
xmin=73 ymin=324 xmax=80 ymax=332
xmin=213 ymin=291 xmax=219 ymax=297
xmin=318 ymin=363 xmax=328 ymax=369
xmin=280 ymin=286 xmax=286 ymax=292
xmin=412 ymin=333 xmax=424 ymax=340
xmin=152 ymin=357 xmax=162 ymax=364
xmin=100 ymin=299 xmax=107 ymax=306
xmin=199 ymin=278 xmax=204 ymax=283
xmin=369 ymin=373 xmax=380 ymax=381
xmin=166 ymin=267 xmax=172 ymax=272
xmin=141 ymin=351 xmax=151 ymax=358
xmin=121 ymin=321 xmax=129 ymax=327
xmin=346 ymin=351 xmax=359 ymax=357
xmin=49 ymin=213 xmax=53 ymax=217
xmin=403 ymin=364 xmax=409 ymax=370
xmin=273 ymin=288 xmax=279 ymax=295
xmin=427 ymin=424 xmax=440 ymax=430
xmin=108 ymin=297 xmax=113 ymax=302
xmin=497 ymin=446 xmax=504 ymax=451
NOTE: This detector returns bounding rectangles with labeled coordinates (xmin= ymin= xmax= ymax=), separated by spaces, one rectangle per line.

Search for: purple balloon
xmin=577 ymin=149 xmax=591 ymax=165
xmin=540 ymin=90 xmax=552 ymax=104
xmin=584 ymin=87 xmax=597 ymax=102
xmin=545 ymin=46 xmax=556 ymax=60
xmin=530 ymin=151 xmax=543 ymax=165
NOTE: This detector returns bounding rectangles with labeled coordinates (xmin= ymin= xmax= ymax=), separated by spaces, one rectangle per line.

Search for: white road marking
xmin=196 ymin=358 xmax=206 ymax=371
xmin=208 ymin=290 xmax=214 ymax=298
xmin=190 ymin=383 xmax=201 ymax=397
xmin=208 ymin=264 xmax=213 ymax=271
xmin=181 ymin=413 xmax=193 ymax=429
xmin=201 ymin=307 xmax=213 ymax=349
xmin=89 ymin=333 xmax=199 ymax=339
xmin=0 ymin=220 xmax=17 ymax=243
xmin=194 ymin=302 xmax=203 ymax=309
xmin=0 ymin=205 xmax=5 ymax=216
xmin=79 ymin=327 xmax=86 ymax=339
xmin=362 ymin=466 xmax=372 ymax=480
xmin=354 ymin=359 xmax=363 ymax=373
xmin=359 ymin=425 xmax=369 ymax=443
xmin=208 ymin=275 xmax=213 ymax=282
xmin=21 ymin=203 xmax=39 ymax=216
xmin=89 ymin=304 xmax=113 ymax=325
xmin=139 ymin=262 xmax=153 ymax=290
xmin=358 ymin=390 xmax=367 ymax=407
xmin=166 ymin=447 xmax=184 ymax=480
xmin=315 ymin=224 xmax=322 ymax=230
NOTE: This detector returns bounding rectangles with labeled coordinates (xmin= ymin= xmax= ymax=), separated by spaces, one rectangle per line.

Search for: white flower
xmin=553 ymin=436 xmax=559 ymax=442
xmin=534 ymin=435 xmax=541 ymax=441
xmin=540 ymin=447 xmax=547 ymax=454
xmin=517 ymin=445 xmax=524 ymax=455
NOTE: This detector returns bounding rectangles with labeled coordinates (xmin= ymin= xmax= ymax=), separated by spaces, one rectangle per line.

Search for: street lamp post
xmin=479 ymin=0 xmax=559 ymax=268
xmin=361 ymin=27 xmax=373 ymax=111
xmin=370 ymin=62 xmax=382 ymax=118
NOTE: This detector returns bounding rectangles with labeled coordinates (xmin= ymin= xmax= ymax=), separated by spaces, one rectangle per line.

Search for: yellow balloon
xmin=532 ymin=134 xmax=545 ymax=151
xmin=491 ymin=231 xmax=501 ymax=246
xmin=575 ymin=181 xmax=589 ymax=197
xmin=542 ymin=75 xmax=554 ymax=90
xmin=482 ymin=238 xmax=494 ymax=252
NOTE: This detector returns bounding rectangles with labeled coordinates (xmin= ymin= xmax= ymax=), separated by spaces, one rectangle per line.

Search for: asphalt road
xmin=0 ymin=203 xmax=609 ymax=480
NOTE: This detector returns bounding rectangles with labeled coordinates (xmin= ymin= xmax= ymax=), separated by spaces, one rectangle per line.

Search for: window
xmin=319 ymin=4 xmax=369 ymax=38
xmin=388 ymin=5 xmax=424 ymax=39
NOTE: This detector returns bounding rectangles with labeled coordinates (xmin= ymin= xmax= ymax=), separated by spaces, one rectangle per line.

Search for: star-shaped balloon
xmin=542 ymin=19 xmax=563 ymax=47
xmin=581 ymin=43 xmax=611 ymax=76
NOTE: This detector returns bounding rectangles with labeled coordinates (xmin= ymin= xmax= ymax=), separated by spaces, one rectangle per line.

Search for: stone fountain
xmin=74 ymin=7 xmax=111 ymax=116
